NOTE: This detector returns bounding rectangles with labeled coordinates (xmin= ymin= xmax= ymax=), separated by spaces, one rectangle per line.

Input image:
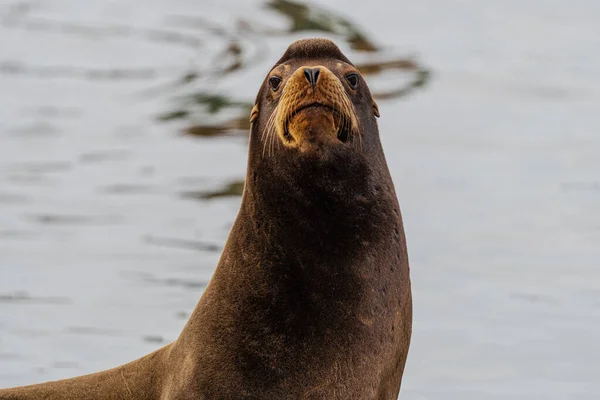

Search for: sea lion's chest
xmin=178 ymin=252 xmax=409 ymax=400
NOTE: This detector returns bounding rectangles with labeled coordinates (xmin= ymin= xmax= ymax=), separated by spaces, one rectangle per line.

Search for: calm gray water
xmin=1 ymin=1 xmax=599 ymax=399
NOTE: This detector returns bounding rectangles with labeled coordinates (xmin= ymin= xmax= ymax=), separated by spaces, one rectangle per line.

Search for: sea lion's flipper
xmin=0 ymin=347 xmax=169 ymax=399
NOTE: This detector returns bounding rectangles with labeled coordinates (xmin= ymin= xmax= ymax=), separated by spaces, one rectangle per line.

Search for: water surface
xmin=1 ymin=1 xmax=599 ymax=399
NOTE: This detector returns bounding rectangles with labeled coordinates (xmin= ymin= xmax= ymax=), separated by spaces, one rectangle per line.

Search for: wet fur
xmin=0 ymin=38 xmax=411 ymax=400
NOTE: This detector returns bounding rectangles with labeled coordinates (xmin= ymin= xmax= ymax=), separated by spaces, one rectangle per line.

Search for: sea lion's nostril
xmin=303 ymin=68 xmax=320 ymax=88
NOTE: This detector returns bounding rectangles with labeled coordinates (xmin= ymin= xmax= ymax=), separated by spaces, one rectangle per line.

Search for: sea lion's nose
xmin=303 ymin=67 xmax=320 ymax=88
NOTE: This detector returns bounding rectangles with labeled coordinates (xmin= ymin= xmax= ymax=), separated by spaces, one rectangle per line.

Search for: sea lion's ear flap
xmin=372 ymin=101 xmax=380 ymax=118
xmin=250 ymin=104 xmax=259 ymax=124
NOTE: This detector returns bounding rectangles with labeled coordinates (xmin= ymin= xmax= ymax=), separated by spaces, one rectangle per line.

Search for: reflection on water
xmin=144 ymin=235 xmax=221 ymax=253
xmin=0 ymin=292 xmax=71 ymax=305
xmin=181 ymin=180 xmax=246 ymax=200
xmin=158 ymin=0 xmax=429 ymax=147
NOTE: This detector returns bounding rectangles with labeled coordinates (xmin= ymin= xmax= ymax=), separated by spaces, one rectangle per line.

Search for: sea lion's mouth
xmin=284 ymin=103 xmax=350 ymax=144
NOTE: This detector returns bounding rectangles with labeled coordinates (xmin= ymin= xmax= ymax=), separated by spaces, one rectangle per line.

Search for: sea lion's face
xmin=251 ymin=39 xmax=379 ymax=155
xmin=264 ymin=61 xmax=360 ymax=150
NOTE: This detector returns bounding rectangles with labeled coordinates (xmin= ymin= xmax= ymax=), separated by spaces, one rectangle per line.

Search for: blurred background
xmin=0 ymin=1 xmax=598 ymax=399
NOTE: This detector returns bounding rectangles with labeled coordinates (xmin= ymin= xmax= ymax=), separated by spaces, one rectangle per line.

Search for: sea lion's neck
xmin=245 ymin=152 xmax=387 ymax=267
xmin=210 ymin=150 xmax=398 ymax=304
xmin=171 ymin=140 xmax=406 ymax=397
xmin=174 ymin=150 xmax=402 ymax=386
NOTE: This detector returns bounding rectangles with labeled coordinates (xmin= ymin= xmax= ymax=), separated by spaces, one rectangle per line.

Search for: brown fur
xmin=0 ymin=38 xmax=412 ymax=400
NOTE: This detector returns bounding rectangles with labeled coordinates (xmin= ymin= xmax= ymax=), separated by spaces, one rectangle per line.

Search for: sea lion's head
xmin=250 ymin=38 xmax=381 ymax=157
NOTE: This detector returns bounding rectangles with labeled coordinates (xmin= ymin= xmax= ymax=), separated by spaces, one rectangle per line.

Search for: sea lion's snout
xmin=303 ymin=67 xmax=320 ymax=88
xmin=265 ymin=64 xmax=359 ymax=151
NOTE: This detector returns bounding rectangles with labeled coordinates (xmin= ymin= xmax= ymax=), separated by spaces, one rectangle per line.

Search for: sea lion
xmin=0 ymin=38 xmax=412 ymax=400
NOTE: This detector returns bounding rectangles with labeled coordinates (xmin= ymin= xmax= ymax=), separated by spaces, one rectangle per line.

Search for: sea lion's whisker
xmin=269 ymin=113 xmax=279 ymax=157
xmin=263 ymin=108 xmax=279 ymax=158
xmin=262 ymin=113 xmax=271 ymax=157
xmin=269 ymin=113 xmax=277 ymax=157
xmin=332 ymin=92 xmax=355 ymax=146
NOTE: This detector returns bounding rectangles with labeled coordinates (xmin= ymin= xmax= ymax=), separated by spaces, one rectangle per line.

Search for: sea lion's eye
xmin=269 ymin=76 xmax=282 ymax=91
xmin=345 ymin=73 xmax=359 ymax=89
